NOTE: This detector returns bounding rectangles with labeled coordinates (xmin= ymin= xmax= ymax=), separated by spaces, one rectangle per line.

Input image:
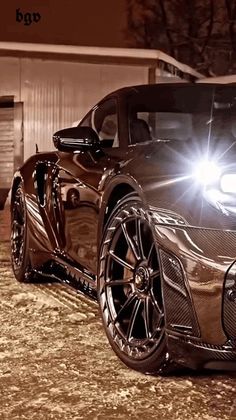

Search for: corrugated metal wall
xmin=0 ymin=58 xmax=20 ymax=100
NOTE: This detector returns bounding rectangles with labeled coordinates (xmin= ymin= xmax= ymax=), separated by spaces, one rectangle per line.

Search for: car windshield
xmin=128 ymin=85 xmax=236 ymax=157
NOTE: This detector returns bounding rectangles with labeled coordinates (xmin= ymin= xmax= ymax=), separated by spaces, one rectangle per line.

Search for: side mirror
xmin=53 ymin=126 xmax=99 ymax=152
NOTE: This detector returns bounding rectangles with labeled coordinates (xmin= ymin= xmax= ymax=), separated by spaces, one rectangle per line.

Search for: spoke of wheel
xmin=14 ymin=237 xmax=21 ymax=247
xmin=147 ymin=243 xmax=155 ymax=264
xmin=13 ymin=228 xmax=21 ymax=243
xmin=143 ymin=297 xmax=152 ymax=339
xmin=15 ymin=200 xmax=24 ymax=225
xmin=121 ymin=222 xmax=139 ymax=261
xmin=150 ymin=325 xmax=163 ymax=340
xmin=114 ymin=293 xmax=137 ymax=324
xmin=135 ymin=218 xmax=145 ymax=260
xmin=150 ymin=269 xmax=160 ymax=280
xmin=104 ymin=277 xmax=133 ymax=287
xmin=12 ymin=219 xmax=17 ymax=226
xmin=109 ymin=251 xmax=134 ymax=271
xmin=127 ymin=298 xmax=142 ymax=341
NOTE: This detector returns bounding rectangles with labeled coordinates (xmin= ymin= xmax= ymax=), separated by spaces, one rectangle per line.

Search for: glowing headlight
xmin=194 ymin=160 xmax=221 ymax=186
xmin=220 ymin=174 xmax=236 ymax=193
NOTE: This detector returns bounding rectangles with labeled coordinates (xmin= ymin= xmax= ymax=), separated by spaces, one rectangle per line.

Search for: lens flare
xmin=194 ymin=160 xmax=221 ymax=186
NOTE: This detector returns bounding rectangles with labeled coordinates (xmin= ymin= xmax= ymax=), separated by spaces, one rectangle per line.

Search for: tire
xmin=11 ymin=183 xmax=33 ymax=282
xmin=98 ymin=195 xmax=174 ymax=375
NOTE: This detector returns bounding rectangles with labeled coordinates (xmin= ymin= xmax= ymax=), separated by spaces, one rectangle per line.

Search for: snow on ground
xmin=0 ymin=208 xmax=236 ymax=419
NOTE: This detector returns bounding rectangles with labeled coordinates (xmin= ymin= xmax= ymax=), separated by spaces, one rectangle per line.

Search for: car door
xmin=55 ymin=97 xmax=122 ymax=276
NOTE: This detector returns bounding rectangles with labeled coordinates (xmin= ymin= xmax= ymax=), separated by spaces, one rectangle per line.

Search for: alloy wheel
xmin=99 ymin=202 xmax=165 ymax=361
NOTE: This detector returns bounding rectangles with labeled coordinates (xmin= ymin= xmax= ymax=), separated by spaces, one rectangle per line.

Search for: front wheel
xmin=98 ymin=195 xmax=173 ymax=375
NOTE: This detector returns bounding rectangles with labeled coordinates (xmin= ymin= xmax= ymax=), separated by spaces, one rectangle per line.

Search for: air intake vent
xmin=159 ymin=249 xmax=200 ymax=337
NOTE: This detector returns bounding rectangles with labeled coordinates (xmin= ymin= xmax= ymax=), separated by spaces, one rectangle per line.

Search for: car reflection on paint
xmin=61 ymin=183 xmax=99 ymax=210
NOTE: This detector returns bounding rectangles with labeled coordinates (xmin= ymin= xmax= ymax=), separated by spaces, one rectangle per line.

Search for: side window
xmin=129 ymin=111 xmax=153 ymax=145
xmin=80 ymin=98 xmax=119 ymax=148
xmin=128 ymin=109 xmax=192 ymax=144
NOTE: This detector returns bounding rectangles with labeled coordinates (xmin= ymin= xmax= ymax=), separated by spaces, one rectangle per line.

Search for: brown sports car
xmin=10 ymin=83 xmax=236 ymax=374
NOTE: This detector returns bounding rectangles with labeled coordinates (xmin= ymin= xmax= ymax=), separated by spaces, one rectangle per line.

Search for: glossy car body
xmin=11 ymin=83 xmax=236 ymax=374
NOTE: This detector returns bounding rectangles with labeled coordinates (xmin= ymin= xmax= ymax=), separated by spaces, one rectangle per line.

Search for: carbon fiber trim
xmin=168 ymin=335 xmax=236 ymax=371
xmin=178 ymin=227 xmax=236 ymax=260
xmin=159 ymin=249 xmax=200 ymax=337
xmin=177 ymin=336 xmax=235 ymax=350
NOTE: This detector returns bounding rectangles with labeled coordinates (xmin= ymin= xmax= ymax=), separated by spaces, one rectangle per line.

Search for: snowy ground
xmin=0 ymin=207 xmax=236 ymax=419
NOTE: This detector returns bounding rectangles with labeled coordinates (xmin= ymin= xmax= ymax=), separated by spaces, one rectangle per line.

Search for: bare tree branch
xmin=159 ymin=0 xmax=175 ymax=56
xmin=125 ymin=0 xmax=236 ymax=75
xmin=200 ymin=0 xmax=214 ymax=55
xmin=225 ymin=0 xmax=236 ymax=52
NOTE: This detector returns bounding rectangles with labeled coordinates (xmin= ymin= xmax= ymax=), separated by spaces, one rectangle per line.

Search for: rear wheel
xmin=98 ymin=195 xmax=173 ymax=374
xmin=11 ymin=183 xmax=32 ymax=282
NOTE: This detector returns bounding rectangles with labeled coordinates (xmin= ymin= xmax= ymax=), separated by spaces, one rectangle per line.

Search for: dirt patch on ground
xmin=0 ymin=208 xmax=236 ymax=419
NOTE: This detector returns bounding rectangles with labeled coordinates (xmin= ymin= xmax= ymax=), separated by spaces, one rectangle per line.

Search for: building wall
xmin=0 ymin=57 xmax=20 ymax=100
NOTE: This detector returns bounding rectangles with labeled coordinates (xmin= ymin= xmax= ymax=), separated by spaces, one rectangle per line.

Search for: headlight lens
xmin=193 ymin=158 xmax=236 ymax=215
xmin=194 ymin=159 xmax=221 ymax=186
xmin=220 ymin=174 xmax=236 ymax=193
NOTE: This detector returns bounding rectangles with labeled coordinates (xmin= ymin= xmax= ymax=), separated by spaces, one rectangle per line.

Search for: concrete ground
xmin=0 ymin=206 xmax=236 ymax=420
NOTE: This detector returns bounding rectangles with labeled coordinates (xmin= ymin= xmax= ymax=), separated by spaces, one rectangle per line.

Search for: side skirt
xmin=31 ymin=258 xmax=97 ymax=300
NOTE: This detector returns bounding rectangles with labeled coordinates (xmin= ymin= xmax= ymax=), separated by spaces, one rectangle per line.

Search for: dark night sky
xmin=1 ymin=0 xmax=127 ymax=47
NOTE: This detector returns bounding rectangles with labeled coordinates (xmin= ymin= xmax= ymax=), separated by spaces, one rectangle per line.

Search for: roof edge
xmin=0 ymin=42 xmax=203 ymax=78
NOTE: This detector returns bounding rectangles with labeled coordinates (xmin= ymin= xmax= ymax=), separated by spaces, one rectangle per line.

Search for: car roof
xmin=103 ymin=82 xmax=236 ymax=101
